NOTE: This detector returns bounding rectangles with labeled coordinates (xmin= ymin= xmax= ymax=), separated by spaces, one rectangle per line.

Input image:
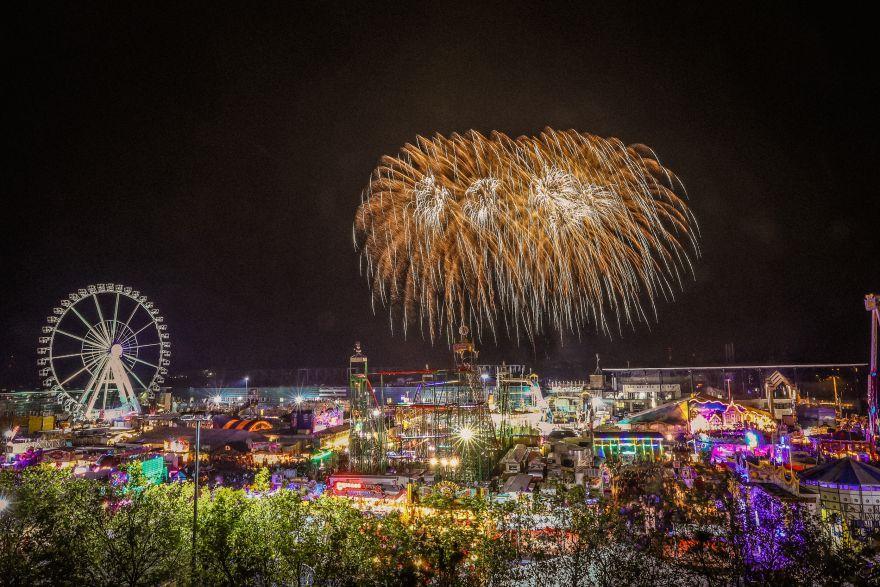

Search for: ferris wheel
xmin=37 ymin=284 xmax=170 ymax=420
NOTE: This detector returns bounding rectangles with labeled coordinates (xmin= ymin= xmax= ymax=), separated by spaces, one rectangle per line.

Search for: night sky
xmin=3 ymin=4 xmax=878 ymax=388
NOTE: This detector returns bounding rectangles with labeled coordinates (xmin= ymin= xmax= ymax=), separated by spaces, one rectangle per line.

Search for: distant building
xmin=618 ymin=395 xmax=776 ymax=437
xmin=500 ymin=443 xmax=529 ymax=474
xmin=501 ymin=473 xmax=534 ymax=494
xmin=617 ymin=383 xmax=681 ymax=411
xmin=796 ymin=405 xmax=837 ymax=428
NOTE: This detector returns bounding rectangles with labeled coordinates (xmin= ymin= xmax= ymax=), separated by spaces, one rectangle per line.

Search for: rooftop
xmin=800 ymin=457 xmax=880 ymax=489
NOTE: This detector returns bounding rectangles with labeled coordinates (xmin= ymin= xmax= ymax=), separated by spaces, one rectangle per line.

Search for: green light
xmin=310 ymin=450 xmax=333 ymax=462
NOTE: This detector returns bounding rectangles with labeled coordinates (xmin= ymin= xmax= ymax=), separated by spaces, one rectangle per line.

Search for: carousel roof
xmin=799 ymin=457 xmax=880 ymax=488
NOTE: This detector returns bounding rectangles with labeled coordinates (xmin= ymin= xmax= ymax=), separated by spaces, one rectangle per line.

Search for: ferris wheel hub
xmin=110 ymin=343 xmax=123 ymax=358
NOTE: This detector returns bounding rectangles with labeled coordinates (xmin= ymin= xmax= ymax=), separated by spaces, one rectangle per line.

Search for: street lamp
xmin=180 ymin=414 xmax=211 ymax=581
xmin=244 ymin=376 xmax=250 ymax=397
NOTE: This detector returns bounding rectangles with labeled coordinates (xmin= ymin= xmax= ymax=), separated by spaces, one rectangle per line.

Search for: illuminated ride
xmin=490 ymin=377 xmax=549 ymax=443
xmin=867 ymin=294 xmax=879 ymax=445
xmin=38 ymin=284 xmax=169 ymax=421
xmin=347 ymin=328 xmax=499 ymax=482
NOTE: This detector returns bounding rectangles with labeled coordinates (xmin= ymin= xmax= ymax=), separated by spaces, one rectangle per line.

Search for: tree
xmin=252 ymin=467 xmax=272 ymax=494
xmin=83 ymin=482 xmax=193 ymax=587
xmin=307 ymin=496 xmax=384 ymax=586
xmin=197 ymin=486 xmax=277 ymax=586
xmin=0 ymin=465 xmax=100 ymax=586
xmin=263 ymin=490 xmax=322 ymax=587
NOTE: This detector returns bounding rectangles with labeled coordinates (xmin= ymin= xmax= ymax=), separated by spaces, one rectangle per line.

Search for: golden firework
xmin=354 ymin=129 xmax=699 ymax=342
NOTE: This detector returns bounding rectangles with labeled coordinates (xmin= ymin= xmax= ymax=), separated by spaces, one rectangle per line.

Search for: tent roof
xmin=800 ymin=457 xmax=880 ymax=488
xmin=619 ymin=393 xmax=772 ymax=426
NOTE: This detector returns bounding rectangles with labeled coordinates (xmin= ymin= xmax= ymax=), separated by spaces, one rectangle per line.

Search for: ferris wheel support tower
xmin=80 ymin=342 xmax=142 ymax=416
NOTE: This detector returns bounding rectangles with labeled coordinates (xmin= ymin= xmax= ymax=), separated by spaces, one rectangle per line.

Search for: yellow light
xmin=429 ymin=457 xmax=438 ymax=466
xmin=458 ymin=426 xmax=475 ymax=442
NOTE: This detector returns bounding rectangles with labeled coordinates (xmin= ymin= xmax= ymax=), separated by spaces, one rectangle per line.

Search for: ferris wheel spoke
xmin=83 ymin=350 xmax=107 ymax=369
xmin=123 ymin=354 xmax=159 ymax=370
xmin=83 ymin=348 xmax=106 ymax=360
xmin=92 ymin=293 xmax=111 ymax=342
xmin=121 ymin=360 xmax=150 ymax=391
xmin=68 ymin=306 xmax=109 ymax=347
xmin=81 ymin=356 xmax=109 ymax=397
xmin=54 ymin=353 xmax=104 ymax=384
xmin=56 ymin=328 xmax=105 ymax=348
xmin=52 ymin=351 xmax=103 ymax=361
xmin=126 ymin=342 xmax=161 ymax=350
xmin=119 ymin=321 xmax=153 ymax=347
xmin=120 ymin=301 xmax=141 ymax=339
xmin=84 ymin=331 xmax=106 ymax=348
xmin=83 ymin=338 xmax=106 ymax=355
xmin=59 ymin=360 xmax=99 ymax=387
xmin=111 ymin=292 xmax=121 ymax=340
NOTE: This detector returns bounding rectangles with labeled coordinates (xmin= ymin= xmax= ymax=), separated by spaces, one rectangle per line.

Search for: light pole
xmin=829 ymin=375 xmax=841 ymax=418
xmin=295 ymin=395 xmax=304 ymax=425
xmin=181 ymin=413 xmax=211 ymax=581
xmin=244 ymin=376 xmax=250 ymax=403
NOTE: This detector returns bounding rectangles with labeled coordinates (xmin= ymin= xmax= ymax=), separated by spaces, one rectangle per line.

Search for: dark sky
xmin=3 ymin=3 xmax=878 ymax=387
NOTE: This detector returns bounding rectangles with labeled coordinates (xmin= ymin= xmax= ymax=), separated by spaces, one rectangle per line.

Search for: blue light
xmin=745 ymin=431 xmax=758 ymax=449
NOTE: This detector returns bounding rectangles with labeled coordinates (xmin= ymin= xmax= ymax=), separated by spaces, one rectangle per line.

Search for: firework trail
xmin=354 ymin=129 xmax=699 ymax=343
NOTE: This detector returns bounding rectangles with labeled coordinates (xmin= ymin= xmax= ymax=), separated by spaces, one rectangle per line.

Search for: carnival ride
xmin=490 ymin=369 xmax=546 ymax=441
xmin=348 ymin=343 xmax=386 ymax=473
xmin=762 ymin=370 xmax=799 ymax=420
xmin=348 ymin=328 xmax=503 ymax=482
xmin=866 ymin=293 xmax=879 ymax=444
xmin=38 ymin=284 xmax=169 ymax=421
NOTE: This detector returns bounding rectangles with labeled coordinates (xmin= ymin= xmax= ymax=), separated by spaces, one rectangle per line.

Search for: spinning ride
xmin=38 ymin=284 xmax=169 ymax=420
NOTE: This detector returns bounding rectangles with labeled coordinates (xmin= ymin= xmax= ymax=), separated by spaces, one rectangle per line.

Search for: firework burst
xmin=354 ymin=129 xmax=699 ymax=342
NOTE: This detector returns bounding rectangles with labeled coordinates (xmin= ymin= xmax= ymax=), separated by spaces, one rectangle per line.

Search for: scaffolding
xmin=347 ymin=343 xmax=386 ymax=473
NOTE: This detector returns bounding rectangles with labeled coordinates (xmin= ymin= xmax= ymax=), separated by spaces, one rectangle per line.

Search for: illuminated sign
xmin=335 ymin=482 xmax=363 ymax=490
xmin=313 ymin=406 xmax=343 ymax=433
